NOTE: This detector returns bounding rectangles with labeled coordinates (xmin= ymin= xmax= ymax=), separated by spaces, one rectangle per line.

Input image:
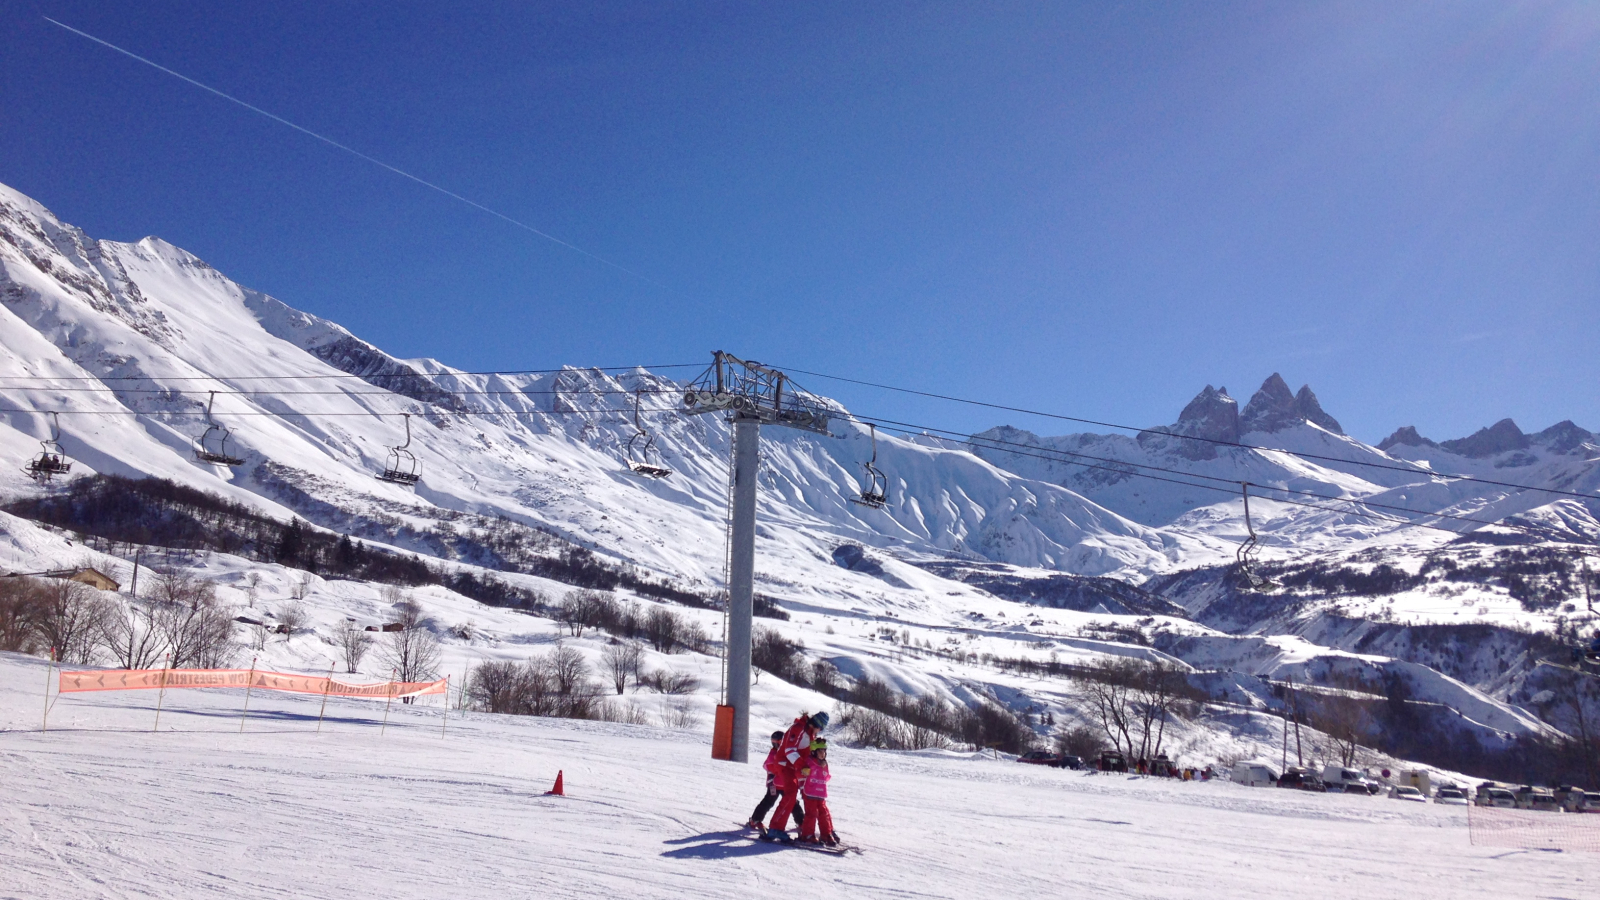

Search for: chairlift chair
xmin=193 ymin=391 xmax=246 ymax=466
xmin=849 ymin=423 xmax=889 ymax=509
xmin=1235 ymin=483 xmax=1277 ymax=591
xmin=625 ymin=390 xmax=671 ymax=478
xmin=24 ymin=412 xmax=72 ymax=483
xmin=377 ymin=413 xmax=422 ymax=486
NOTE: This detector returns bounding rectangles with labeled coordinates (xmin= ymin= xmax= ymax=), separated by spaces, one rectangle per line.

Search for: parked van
xmin=1322 ymin=765 xmax=1380 ymax=795
xmin=1399 ymin=770 xmax=1432 ymax=796
xmin=1231 ymin=763 xmax=1279 ymax=787
xmin=1474 ymin=782 xmax=1516 ymax=808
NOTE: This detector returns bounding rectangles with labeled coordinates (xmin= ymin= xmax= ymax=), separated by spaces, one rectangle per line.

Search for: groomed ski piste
xmin=2 ymin=651 xmax=1591 ymax=900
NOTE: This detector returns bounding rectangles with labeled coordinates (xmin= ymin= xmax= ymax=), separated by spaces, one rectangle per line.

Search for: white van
xmin=1321 ymin=765 xmax=1380 ymax=794
xmin=1231 ymin=763 xmax=1279 ymax=787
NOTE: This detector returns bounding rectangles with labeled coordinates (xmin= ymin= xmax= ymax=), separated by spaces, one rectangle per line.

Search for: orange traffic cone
xmin=546 ymin=770 xmax=564 ymax=796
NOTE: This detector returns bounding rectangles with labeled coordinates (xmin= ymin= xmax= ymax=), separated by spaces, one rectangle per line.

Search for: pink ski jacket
xmin=801 ymin=761 xmax=831 ymax=799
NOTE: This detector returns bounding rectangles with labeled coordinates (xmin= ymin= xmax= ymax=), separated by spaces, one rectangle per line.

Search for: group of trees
xmin=746 ymin=625 xmax=1034 ymax=753
xmin=464 ymin=639 xmax=699 ymax=726
xmin=554 ymin=589 xmax=712 ymax=655
xmin=1071 ymin=658 xmax=1197 ymax=763
xmin=0 ymin=571 xmax=237 ymax=669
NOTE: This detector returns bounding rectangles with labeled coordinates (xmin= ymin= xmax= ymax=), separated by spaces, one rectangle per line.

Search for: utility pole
xmin=682 ymin=352 xmax=831 ymax=763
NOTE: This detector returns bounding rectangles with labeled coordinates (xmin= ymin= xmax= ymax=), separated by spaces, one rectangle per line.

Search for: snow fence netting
xmin=59 ymin=668 xmax=447 ymax=699
xmin=1467 ymin=805 xmax=1600 ymax=853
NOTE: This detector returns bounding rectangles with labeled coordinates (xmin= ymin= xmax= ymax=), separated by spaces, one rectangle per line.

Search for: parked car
xmin=1278 ymin=768 xmax=1327 ymax=792
xmin=1342 ymin=781 xmax=1379 ymax=795
xmin=1583 ymin=792 xmax=1600 ymax=812
xmin=1098 ymin=750 xmax=1128 ymax=773
xmin=1434 ymin=787 xmax=1470 ymax=806
xmin=1389 ymin=785 xmax=1426 ymax=802
xmin=1230 ymin=763 xmax=1279 ymax=788
xmin=1059 ymin=755 xmax=1084 ymax=771
xmin=1552 ymin=786 xmax=1585 ymax=812
xmin=1478 ymin=788 xmax=1516 ymax=808
xmin=1017 ymin=750 xmax=1063 ymax=767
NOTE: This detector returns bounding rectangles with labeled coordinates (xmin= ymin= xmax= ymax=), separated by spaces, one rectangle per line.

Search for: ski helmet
xmin=809 ymin=712 xmax=830 ymax=730
xmin=771 ymin=730 xmax=785 ymax=741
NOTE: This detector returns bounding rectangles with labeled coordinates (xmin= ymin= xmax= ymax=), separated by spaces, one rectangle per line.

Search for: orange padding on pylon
xmin=59 ymin=668 xmax=448 ymax=699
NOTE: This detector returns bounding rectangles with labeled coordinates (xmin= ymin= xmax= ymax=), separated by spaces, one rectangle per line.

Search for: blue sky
xmin=4 ymin=1 xmax=1597 ymax=443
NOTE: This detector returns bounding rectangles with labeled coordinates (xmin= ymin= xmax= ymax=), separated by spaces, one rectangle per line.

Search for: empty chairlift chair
xmin=849 ymin=423 xmax=888 ymax=509
xmin=1235 ymin=483 xmax=1277 ymax=591
xmin=625 ymin=390 xmax=671 ymax=478
xmin=377 ymin=413 xmax=422 ymax=486
xmin=24 ymin=412 xmax=73 ymax=484
xmin=193 ymin=391 xmax=247 ymax=466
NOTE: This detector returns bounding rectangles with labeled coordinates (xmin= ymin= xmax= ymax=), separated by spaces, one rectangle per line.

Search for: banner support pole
xmin=317 ymin=664 xmax=334 ymax=733
xmin=153 ymin=655 xmax=170 ymax=732
xmin=42 ymin=647 xmax=55 ymax=733
xmin=381 ymin=669 xmax=396 ymax=736
xmin=239 ymin=656 xmax=257 ymax=733
xmin=440 ymin=675 xmax=449 ymax=738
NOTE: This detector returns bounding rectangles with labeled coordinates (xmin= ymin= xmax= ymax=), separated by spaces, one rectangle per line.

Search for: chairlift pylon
xmin=193 ymin=391 xmax=247 ymax=466
xmin=625 ymin=390 xmax=671 ymax=478
xmin=849 ymin=423 xmax=888 ymax=510
xmin=24 ymin=412 xmax=73 ymax=484
xmin=377 ymin=413 xmax=422 ymax=486
xmin=1236 ymin=482 xmax=1277 ymax=591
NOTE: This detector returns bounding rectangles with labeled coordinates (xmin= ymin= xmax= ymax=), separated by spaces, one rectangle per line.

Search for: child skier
xmin=747 ymin=731 xmax=804 ymax=829
xmin=797 ymin=738 xmax=838 ymax=847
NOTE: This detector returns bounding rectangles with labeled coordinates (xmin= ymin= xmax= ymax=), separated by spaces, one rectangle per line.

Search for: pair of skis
xmin=740 ymin=823 xmax=862 ymax=855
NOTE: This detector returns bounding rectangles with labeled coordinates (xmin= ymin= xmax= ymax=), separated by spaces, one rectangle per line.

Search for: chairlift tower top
xmin=680 ymin=352 xmax=831 ymax=763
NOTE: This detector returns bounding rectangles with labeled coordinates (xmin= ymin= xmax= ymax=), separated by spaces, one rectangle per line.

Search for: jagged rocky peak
xmin=1377 ymin=425 xmax=1435 ymax=452
xmin=1138 ymin=384 xmax=1239 ymax=460
xmin=1532 ymin=420 xmax=1596 ymax=455
xmin=1239 ymin=373 xmax=1344 ymax=435
xmin=1439 ymin=418 xmax=1529 ymax=458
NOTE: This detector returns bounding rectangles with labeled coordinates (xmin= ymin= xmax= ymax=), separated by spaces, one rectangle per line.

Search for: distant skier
xmin=797 ymin=738 xmax=838 ymax=847
xmin=764 ymin=710 xmax=828 ymax=842
xmin=747 ymin=730 xmax=804 ymax=830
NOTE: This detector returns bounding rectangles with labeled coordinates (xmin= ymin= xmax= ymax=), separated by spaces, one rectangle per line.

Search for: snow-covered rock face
xmin=0 ymin=179 xmax=1201 ymax=588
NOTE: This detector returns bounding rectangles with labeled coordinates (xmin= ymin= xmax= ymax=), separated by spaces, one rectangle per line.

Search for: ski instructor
xmin=764 ymin=711 xmax=828 ymax=842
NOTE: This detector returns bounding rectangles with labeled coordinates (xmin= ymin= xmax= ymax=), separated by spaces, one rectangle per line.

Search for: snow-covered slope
xmin=5 ymin=651 xmax=1587 ymax=900
xmin=0 ymin=179 xmax=1212 ymax=586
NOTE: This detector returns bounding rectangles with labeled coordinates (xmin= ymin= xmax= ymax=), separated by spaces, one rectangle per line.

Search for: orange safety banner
xmin=59 ymin=668 xmax=447 ymax=699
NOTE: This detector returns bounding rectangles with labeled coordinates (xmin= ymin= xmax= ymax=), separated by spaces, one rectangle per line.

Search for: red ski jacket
xmin=776 ymin=716 xmax=816 ymax=772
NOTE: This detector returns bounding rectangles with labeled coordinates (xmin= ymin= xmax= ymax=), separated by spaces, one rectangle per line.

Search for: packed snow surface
xmin=1 ymin=653 xmax=1589 ymax=900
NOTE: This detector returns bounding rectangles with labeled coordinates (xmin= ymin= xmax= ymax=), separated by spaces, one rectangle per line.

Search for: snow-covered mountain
xmin=3 ymin=177 xmax=1594 ymax=782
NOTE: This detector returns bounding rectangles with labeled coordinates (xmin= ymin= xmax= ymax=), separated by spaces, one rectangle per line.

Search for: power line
xmin=781 ymin=364 xmax=1600 ymax=504
xmin=43 ymin=18 xmax=683 ymax=295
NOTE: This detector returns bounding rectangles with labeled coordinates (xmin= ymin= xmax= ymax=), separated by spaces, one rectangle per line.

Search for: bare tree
xmin=97 ymin=601 xmax=167 ymax=669
xmin=339 ymin=620 xmax=374 ymax=674
xmin=602 ymin=640 xmax=643 ymax=694
xmin=248 ymin=620 xmax=270 ymax=651
xmin=1311 ymin=675 xmax=1376 ymax=767
xmin=148 ymin=570 xmax=235 ymax=669
xmin=36 ymin=579 xmax=107 ymax=664
xmin=276 ymin=602 xmax=309 ymax=639
xmin=378 ymin=606 xmax=441 ymax=703
xmin=644 ymin=607 xmax=681 ymax=653
xmin=1131 ymin=662 xmax=1188 ymax=762
xmin=1074 ymin=658 xmax=1139 ymax=756
xmin=0 ymin=576 xmax=47 ymax=654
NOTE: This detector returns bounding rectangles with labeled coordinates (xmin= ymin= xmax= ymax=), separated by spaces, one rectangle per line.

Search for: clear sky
xmin=3 ymin=1 xmax=1597 ymax=444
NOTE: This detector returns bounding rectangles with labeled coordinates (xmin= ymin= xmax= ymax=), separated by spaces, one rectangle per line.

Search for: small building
xmin=4 ymin=566 xmax=121 ymax=592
